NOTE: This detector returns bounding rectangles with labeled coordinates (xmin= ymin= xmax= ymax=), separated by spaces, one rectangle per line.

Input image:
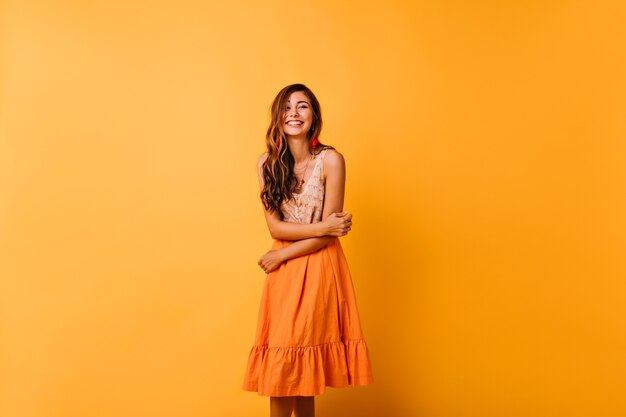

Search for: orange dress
xmin=243 ymin=148 xmax=373 ymax=397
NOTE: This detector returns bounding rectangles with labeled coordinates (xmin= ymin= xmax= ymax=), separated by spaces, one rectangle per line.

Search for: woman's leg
xmin=294 ymin=396 xmax=314 ymax=417
xmin=270 ymin=396 xmax=295 ymax=417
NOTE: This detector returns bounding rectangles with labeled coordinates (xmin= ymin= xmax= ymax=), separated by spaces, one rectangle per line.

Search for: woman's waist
xmin=271 ymin=236 xmax=340 ymax=248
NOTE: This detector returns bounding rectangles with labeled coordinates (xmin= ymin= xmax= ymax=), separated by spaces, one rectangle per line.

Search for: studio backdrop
xmin=1 ymin=1 xmax=625 ymax=416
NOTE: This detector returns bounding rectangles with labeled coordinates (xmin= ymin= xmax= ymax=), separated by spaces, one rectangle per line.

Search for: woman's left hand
xmin=258 ymin=249 xmax=285 ymax=274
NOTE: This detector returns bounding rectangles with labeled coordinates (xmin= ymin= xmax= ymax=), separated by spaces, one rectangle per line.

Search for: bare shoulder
xmin=257 ymin=152 xmax=269 ymax=169
xmin=323 ymin=147 xmax=345 ymax=170
xmin=321 ymin=148 xmax=345 ymax=183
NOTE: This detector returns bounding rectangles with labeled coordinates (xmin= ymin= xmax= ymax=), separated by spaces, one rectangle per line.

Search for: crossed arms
xmin=256 ymin=150 xmax=353 ymax=273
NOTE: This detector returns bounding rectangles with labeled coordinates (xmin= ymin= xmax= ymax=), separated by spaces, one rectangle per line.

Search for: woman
xmin=243 ymin=83 xmax=373 ymax=417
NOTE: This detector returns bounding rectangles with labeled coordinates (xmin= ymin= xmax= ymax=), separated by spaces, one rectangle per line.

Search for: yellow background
xmin=1 ymin=1 xmax=625 ymax=416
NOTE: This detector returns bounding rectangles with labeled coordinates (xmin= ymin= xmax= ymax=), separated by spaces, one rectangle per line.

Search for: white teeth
xmin=287 ymin=121 xmax=303 ymax=126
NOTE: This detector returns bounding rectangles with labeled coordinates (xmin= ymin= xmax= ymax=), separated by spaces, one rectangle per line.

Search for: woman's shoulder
xmin=320 ymin=146 xmax=344 ymax=164
xmin=257 ymin=152 xmax=270 ymax=178
xmin=319 ymin=147 xmax=345 ymax=181
xmin=257 ymin=151 xmax=269 ymax=166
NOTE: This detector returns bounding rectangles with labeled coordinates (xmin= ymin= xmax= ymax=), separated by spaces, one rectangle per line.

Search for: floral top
xmin=280 ymin=148 xmax=329 ymax=224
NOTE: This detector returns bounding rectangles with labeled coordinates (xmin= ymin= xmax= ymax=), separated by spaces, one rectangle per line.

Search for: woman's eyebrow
xmin=285 ymin=101 xmax=310 ymax=105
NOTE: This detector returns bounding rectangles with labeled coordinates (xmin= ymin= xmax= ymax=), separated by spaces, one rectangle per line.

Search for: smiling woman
xmin=243 ymin=84 xmax=373 ymax=417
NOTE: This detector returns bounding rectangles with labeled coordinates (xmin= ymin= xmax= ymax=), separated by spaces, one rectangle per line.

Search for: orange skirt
xmin=243 ymin=237 xmax=373 ymax=397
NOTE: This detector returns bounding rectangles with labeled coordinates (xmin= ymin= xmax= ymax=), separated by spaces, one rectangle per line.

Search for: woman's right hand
xmin=321 ymin=211 xmax=353 ymax=237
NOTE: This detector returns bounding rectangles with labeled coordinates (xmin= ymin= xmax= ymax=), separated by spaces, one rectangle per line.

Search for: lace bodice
xmin=280 ymin=148 xmax=329 ymax=224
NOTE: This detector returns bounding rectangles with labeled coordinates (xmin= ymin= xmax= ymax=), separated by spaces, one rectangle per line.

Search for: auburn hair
xmin=260 ymin=83 xmax=334 ymax=213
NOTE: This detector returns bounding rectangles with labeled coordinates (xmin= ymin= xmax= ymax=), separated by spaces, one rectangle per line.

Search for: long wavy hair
xmin=260 ymin=84 xmax=334 ymax=213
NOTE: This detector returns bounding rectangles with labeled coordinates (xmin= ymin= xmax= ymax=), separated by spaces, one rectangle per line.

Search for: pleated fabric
xmin=243 ymin=237 xmax=373 ymax=396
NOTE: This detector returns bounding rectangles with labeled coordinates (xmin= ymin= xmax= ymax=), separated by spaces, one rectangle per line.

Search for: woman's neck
xmin=287 ymin=137 xmax=312 ymax=163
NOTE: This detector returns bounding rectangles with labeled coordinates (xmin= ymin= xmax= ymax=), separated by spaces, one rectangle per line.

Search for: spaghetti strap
xmin=319 ymin=148 xmax=329 ymax=180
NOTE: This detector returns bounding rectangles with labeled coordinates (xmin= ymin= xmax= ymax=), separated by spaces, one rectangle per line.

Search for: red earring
xmin=311 ymin=136 xmax=319 ymax=148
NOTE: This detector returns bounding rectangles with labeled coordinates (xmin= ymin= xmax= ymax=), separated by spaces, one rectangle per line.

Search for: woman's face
xmin=282 ymin=91 xmax=313 ymax=139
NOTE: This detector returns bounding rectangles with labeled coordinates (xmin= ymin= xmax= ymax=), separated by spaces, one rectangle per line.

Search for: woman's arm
xmin=274 ymin=149 xmax=349 ymax=261
xmin=257 ymin=153 xmax=350 ymax=241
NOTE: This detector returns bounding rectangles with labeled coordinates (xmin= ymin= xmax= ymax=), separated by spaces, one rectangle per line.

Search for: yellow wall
xmin=1 ymin=1 xmax=625 ymax=416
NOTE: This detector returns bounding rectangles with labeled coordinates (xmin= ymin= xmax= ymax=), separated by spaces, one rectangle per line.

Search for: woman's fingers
xmin=258 ymin=259 xmax=278 ymax=273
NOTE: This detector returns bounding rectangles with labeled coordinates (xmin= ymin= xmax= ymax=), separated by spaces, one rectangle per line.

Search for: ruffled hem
xmin=242 ymin=339 xmax=373 ymax=396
